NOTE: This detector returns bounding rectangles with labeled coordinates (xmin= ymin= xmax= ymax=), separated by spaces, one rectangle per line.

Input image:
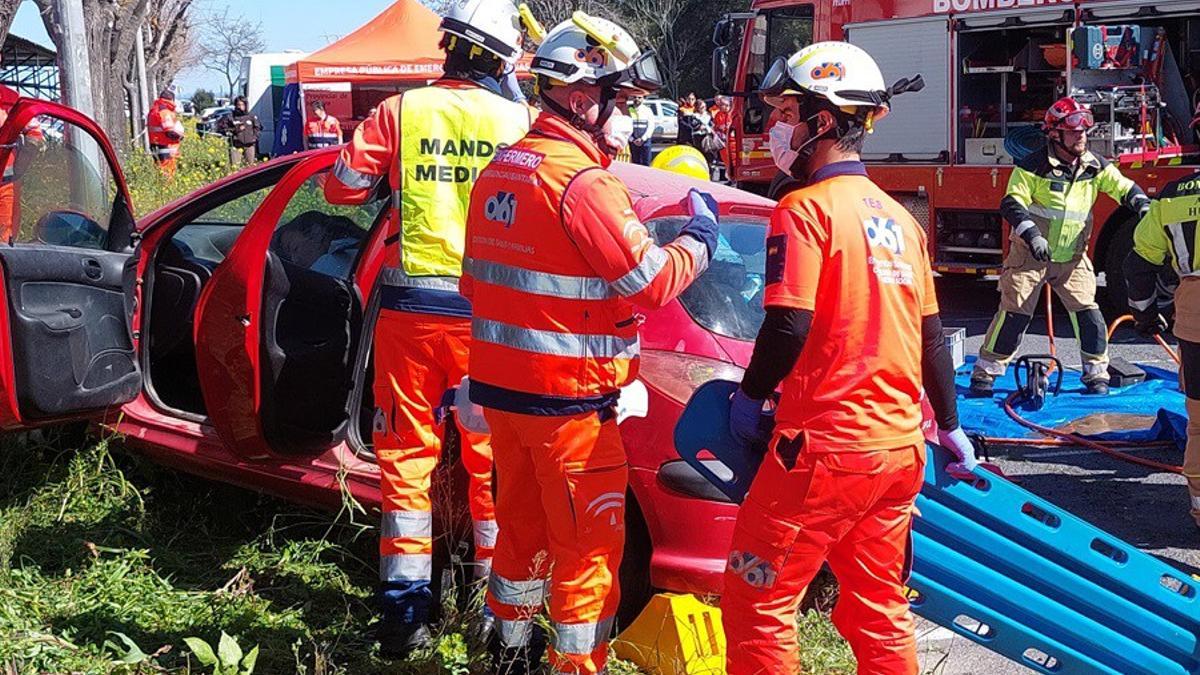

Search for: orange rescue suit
xmin=146 ymin=97 xmax=182 ymax=176
xmin=462 ymin=112 xmax=709 ymax=675
xmin=721 ymin=162 xmax=939 ymax=675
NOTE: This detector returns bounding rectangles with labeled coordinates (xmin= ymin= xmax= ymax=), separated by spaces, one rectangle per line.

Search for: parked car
xmin=197 ymin=106 xmax=233 ymax=136
xmin=641 ymin=97 xmax=679 ymax=141
xmin=0 ymin=98 xmax=775 ymax=619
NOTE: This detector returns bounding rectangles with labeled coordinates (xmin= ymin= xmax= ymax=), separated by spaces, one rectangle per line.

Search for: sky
xmin=8 ymin=0 xmax=397 ymax=96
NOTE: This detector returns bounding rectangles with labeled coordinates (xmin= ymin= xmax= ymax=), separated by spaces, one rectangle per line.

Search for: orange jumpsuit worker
xmin=147 ymin=88 xmax=184 ymax=177
xmin=721 ymin=42 xmax=979 ymax=675
xmin=0 ymin=83 xmax=44 ymax=241
xmin=322 ymin=0 xmax=535 ymax=658
xmin=304 ymin=100 xmax=343 ymax=149
xmin=462 ymin=13 xmax=719 ymax=675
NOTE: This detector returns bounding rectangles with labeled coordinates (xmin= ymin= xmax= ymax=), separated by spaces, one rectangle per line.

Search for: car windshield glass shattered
xmin=647 ymin=215 xmax=767 ymax=341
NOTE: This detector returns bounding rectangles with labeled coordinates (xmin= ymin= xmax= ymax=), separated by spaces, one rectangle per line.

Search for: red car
xmin=0 ymin=99 xmax=772 ymax=615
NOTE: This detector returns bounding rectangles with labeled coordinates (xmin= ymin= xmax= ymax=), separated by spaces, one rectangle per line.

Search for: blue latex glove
xmin=729 ymin=387 xmax=768 ymax=447
xmin=680 ymin=188 xmax=719 ymax=261
xmin=500 ymin=69 xmax=525 ymax=103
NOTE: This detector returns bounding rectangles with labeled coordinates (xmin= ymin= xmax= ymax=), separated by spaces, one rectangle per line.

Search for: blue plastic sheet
xmin=956 ymin=356 xmax=1187 ymax=448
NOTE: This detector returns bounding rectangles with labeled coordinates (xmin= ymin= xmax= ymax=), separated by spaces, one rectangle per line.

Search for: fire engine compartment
xmin=956 ymin=12 xmax=1200 ymax=167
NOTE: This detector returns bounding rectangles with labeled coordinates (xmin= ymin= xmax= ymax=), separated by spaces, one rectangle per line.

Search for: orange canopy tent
xmin=285 ymin=0 xmax=444 ymax=85
xmin=285 ymin=0 xmax=533 ymax=85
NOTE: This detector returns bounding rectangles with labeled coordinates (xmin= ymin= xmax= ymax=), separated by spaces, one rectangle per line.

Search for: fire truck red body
xmin=716 ymin=0 xmax=1200 ymax=308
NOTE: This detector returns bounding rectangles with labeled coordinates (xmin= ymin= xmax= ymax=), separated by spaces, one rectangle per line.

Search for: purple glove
xmin=730 ymin=388 xmax=769 ymax=447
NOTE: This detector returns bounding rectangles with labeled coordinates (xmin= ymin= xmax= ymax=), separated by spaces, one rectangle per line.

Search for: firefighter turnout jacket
xmin=1001 ymin=150 xmax=1148 ymax=263
xmin=462 ymin=113 xmax=711 ymax=414
xmin=1127 ymin=170 xmax=1200 ymax=337
xmin=147 ymin=97 xmax=183 ymax=161
xmin=324 ymin=79 xmax=533 ymax=315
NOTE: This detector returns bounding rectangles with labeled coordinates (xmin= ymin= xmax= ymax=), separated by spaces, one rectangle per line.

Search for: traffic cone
xmin=612 ymin=593 xmax=726 ymax=674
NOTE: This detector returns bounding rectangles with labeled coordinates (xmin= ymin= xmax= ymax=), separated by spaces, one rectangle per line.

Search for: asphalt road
xmin=913 ymin=276 xmax=1193 ymax=675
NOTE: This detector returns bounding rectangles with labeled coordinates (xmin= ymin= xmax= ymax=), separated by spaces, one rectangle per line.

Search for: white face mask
xmin=600 ymin=112 xmax=634 ymax=156
xmin=768 ymin=121 xmax=801 ymax=174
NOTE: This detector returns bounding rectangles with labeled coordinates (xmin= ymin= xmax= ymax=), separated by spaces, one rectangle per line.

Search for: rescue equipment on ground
xmin=612 ymin=593 xmax=726 ymax=674
xmin=674 ymin=379 xmax=1200 ymax=674
xmin=1013 ymin=354 xmax=1063 ymax=412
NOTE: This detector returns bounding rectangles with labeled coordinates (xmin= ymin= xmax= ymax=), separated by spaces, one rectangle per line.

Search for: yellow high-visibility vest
xmin=397 ymin=85 xmax=530 ymax=278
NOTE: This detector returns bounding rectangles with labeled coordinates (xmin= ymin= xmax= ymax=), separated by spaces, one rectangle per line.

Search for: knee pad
xmin=987 ymin=312 xmax=1033 ymax=357
xmin=1074 ymin=308 xmax=1108 ymax=356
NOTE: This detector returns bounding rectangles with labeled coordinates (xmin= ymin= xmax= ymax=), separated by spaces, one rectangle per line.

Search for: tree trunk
xmin=0 ymin=0 xmax=22 ymax=46
xmin=35 ymin=0 xmax=151 ymax=152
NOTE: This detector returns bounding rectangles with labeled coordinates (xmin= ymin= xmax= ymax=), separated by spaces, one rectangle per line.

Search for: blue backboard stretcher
xmin=675 ymin=379 xmax=1200 ymax=674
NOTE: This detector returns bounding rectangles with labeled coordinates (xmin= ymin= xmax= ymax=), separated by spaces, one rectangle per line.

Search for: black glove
xmin=1018 ymin=221 xmax=1051 ymax=262
xmin=1132 ymin=308 xmax=1168 ymax=337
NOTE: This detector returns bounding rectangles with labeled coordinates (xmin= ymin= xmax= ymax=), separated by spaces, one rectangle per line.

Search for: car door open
xmin=0 ymin=100 xmax=139 ymax=430
xmin=193 ymin=152 xmax=386 ymax=459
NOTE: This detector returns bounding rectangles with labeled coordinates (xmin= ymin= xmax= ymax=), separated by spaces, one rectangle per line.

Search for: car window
xmin=663 ymin=102 xmax=679 ymax=116
xmin=4 ymin=113 xmax=121 ymax=250
xmin=647 ymin=215 xmax=767 ymax=340
xmin=193 ymin=186 xmax=272 ymax=225
xmin=270 ymin=172 xmax=386 ymax=279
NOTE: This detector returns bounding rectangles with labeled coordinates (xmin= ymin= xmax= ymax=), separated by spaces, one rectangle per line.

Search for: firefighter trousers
xmin=721 ymin=435 xmax=925 ymax=675
xmin=484 ymin=407 xmax=628 ymax=675
xmin=1174 ymin=280 xmax=1200 ymax=526
xmin=374 ymin=308 xmax=496 ymax=625
xmin=974 ymin=246 xmax=1109 ymax=385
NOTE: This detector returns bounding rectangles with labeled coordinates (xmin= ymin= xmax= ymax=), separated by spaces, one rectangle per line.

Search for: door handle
xmin=82 ymin=258 xmax=102 ymax=280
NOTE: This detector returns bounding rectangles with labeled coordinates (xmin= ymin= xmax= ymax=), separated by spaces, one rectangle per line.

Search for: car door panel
xmin=194 ymin=150 xmax=378 ymax=459
xmin=0 ymin=100 xmax=140 ymax=429
xmin=2 ymin=247 xmax=138 ymax=417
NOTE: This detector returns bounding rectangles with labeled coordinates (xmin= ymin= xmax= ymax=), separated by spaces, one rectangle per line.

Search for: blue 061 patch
xmin=765 ymin=234 xmax=788 ymax=284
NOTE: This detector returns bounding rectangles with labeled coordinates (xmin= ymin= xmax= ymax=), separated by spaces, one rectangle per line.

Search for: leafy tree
xmin=191 ymin=88 xmax=216 ymax=110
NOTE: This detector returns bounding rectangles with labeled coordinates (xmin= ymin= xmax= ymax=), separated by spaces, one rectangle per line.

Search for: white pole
xmin=56 ymin=0 xmax=94 ymax=117
xmin=134 ymin=25 xmax=150 ymax=151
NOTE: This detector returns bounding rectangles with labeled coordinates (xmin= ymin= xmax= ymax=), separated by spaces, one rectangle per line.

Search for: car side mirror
xmin=34 ymin=210 xmax=105 ymax=249
xmin=712 ymin=46 xmax=732 ymax=95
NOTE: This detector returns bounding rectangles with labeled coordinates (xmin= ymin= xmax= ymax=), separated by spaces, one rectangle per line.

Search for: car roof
xmin=611 ymin=162 xmax=775 ymax=219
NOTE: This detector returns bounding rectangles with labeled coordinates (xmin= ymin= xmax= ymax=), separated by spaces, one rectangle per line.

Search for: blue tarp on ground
xmin=955 ymin=356 xmax=1188 ymax=449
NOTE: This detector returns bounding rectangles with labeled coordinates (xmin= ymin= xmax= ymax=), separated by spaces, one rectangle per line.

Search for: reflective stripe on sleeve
xmin=1013 ymin=219 xmax=1038 ymax=237
xmin=676 ymin=234 xmax=711 ymax=275
xmin=474 ymin=519 xmax=499 ymax=549
xmin=1128 ymin=294 xmax=1157 ymax=312
xmin=381 ymin=510 xmax=432 ymax=539
xmin=473 ymin=318 xmax=640 ymax=360
xmin=610 ymin=246 xmax=668 ymax=297
xmin=488 ymin=574 xmax=548 ymax=607
xmin=464 ymin=258 xmax=613 ymax=300
xmin=331 ymin=158 xmax=379 ymax=190
xmin=380 ymin=553 xmax=433 ymax=582
xmin=1168 ymin=222 xmax=1194 ymax=275
xmin=552 ymin=616 xmax=615 ymax=655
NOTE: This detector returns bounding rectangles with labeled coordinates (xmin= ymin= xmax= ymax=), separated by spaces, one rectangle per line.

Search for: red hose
xmin=1107 ymin=315 xmax=1181 ymax=365
xmin=984 ymin=436 xmax=1177 ymax=449
xmin=1002 ymin=391 xmax=1183 ymax=474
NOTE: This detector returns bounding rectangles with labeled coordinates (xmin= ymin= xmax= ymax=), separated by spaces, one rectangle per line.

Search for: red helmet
xmin=1044 ymin=97 xmax=1094 ymax=131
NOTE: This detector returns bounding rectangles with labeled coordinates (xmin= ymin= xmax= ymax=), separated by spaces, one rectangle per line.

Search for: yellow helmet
xmin=651 ymin=145 xmax=710 ymax=181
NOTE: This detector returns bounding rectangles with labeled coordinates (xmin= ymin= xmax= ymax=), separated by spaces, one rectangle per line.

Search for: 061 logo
xmin=485 ymin=191 xmax=517 ymax=227
xmin=863 ymin=216 xmax=905 ymax=255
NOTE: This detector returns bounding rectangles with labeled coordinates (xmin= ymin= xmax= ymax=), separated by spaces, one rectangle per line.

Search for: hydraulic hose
xmin=1001 ymin=391 xmax=1183 ymax=474
xmin=1107 ymin=314 xmax=1180 ymax=365
xmin=983 ymin=302 xmax=1184 ymax=473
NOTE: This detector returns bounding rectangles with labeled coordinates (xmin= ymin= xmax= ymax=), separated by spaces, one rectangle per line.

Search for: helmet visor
xmin=759 ymin=56 xmax=794 ymax=97
xmin=1057 ymin=109 xmax=1094 ymax=130
xmin=596 ymin=49 xmax=664 ymax=93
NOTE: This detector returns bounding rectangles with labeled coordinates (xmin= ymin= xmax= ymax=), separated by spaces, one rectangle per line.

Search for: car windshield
xmin=647 ymin=215 xmax=767 ymax=341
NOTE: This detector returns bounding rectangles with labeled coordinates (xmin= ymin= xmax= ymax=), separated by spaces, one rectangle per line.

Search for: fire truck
xmin=713 ymin=0 xmax=1200 ymax=311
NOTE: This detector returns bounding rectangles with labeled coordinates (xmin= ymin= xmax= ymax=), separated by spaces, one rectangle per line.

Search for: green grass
xmin=0 ymin=429 xmax=863 ymax=674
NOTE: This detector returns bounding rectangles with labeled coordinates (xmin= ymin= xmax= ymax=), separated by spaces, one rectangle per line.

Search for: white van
xmin=239 ymin=51 xmax=306 ymax=157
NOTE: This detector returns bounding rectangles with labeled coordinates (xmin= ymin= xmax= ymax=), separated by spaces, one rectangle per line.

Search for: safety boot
xmin=1083 ymin=380 xmax=1110 ymax=396
xmin=968 ymin=374 xmax=994 ymax=398
xmin=376 ymin=620 xmax=433 ymax=660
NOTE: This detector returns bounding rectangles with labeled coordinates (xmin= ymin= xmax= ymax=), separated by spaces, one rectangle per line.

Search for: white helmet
xmin=761 ymin=41 xmax=923 ymax=122
xmin=530 ymin=11 xmax=662 ymax=92
xmin=440 ymin=0 xmax=525 ymax=64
